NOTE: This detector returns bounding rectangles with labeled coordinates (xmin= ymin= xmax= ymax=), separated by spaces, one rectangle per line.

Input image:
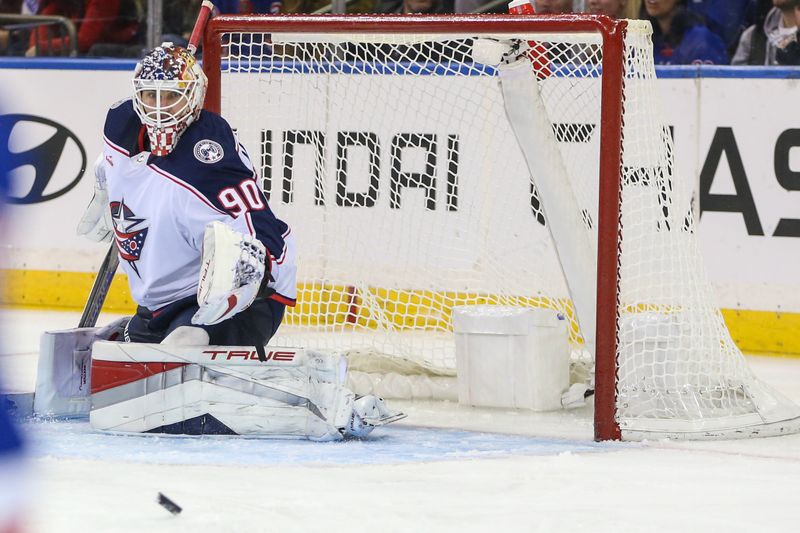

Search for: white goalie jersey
xmin=100 ymin=99 xmax=296 ymax=311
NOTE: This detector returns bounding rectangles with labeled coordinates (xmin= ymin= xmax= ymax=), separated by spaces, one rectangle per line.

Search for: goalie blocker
xmin=35 ymin=329 xmax=405 ymax=440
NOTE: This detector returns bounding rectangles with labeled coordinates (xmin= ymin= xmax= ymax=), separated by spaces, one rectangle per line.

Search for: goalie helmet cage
xmin=202 ymin=14 xmax=800 ymax=441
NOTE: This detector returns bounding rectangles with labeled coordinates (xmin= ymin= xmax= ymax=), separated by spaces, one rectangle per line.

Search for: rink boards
xmin=0 ymin=60 xmax=799 ymax=354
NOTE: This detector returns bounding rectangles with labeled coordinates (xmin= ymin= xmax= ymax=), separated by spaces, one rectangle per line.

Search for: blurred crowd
xmin=2 ymin=0 xmax=800 ymax=65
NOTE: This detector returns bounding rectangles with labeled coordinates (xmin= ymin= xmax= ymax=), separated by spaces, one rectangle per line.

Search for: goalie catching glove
xmin=192 ymin=221 xmax=270 ymax=325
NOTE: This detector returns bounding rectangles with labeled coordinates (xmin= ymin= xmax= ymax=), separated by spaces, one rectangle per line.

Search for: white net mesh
xmin=216 ymin=17 xmax=800 ymax=439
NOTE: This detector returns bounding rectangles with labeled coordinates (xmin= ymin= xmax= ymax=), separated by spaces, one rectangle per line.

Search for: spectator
xmin=587 ymin=0 xmax=627 ymax=17
xmin=162 ymin=0 xmax=202 ymax=47
xmin=535 ymin=0 xmax=574 ymax=12
xmin=0 ymin=0 xmax=22 ymax=13
xmin=743 ymin=0 xmax=771 ymax=27
xmin=641 ymin=0 xmax=729 ymax=64
xmin=623 ymin=0 xmax=640 ymax=17
xmin=686 ymin=0 xmax=752 ymax=52
xmin=26 ymin=0 xmax=141 ymax=57
xmin=161 ymin=1 xmax=263 ymax=49
xmin=732 ymin=0 xmax=799 ymax=65
xmin=587 ymin=0 xmax=641 ymax=17
xmin=776 ymin=0 xmax=800 ymax=62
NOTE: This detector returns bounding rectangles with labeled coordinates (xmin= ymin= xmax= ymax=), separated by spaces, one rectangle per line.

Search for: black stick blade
xmin=79 ymin=245 xmax=119 ymax=328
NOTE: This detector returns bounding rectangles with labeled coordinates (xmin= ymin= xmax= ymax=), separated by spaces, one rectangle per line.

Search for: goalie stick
xmin=78 ymin=245 xmax=119 ymax=328
xmin=77 ymin=0 xmax=216 ymax=328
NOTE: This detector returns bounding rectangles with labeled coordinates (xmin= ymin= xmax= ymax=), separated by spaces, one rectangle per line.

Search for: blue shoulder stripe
xmin=103 ymin=99 xmax=141 ymax=155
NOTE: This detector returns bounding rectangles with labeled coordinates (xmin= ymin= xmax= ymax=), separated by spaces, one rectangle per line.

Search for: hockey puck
xmin=157 ymin=492 xmax=182 ymax=515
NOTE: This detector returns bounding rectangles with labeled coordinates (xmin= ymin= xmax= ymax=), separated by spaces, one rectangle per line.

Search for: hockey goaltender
xmin=33 ymin=42 xmax=404 ymax=440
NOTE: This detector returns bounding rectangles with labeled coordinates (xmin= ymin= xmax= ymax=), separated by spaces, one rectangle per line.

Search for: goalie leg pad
xmin=34 ymin=317 xmax=130 ymax=417
xmin=89 ymin=344 xmax=371 ymax=440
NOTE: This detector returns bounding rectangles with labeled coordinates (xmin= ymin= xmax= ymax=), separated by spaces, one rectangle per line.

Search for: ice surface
xmin=22 ymin=419 xmax=615 ymax=467
xmin=3 ymin=308 xmax=800 ymax=532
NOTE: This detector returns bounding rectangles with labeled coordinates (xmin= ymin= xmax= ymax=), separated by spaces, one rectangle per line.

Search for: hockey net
xmin=203 ymin=14 xmax=800 ymax=440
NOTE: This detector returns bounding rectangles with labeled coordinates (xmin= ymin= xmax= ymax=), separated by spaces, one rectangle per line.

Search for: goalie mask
xmin=132 ymin=43 xmax=207 ymax=156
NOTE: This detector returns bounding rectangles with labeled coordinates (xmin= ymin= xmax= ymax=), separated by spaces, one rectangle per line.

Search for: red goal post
xmin=200 ymin=14 xmax=800 ymax=441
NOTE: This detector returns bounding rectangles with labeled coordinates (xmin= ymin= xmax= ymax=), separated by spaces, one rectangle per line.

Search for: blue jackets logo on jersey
xmin=111 ymin=199 xmax=149 ymax=277
xmin=193 ymin=139 xmax=224 ymax=164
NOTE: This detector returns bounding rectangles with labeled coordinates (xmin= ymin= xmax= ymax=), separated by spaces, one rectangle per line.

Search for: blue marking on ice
xmin=21 ymin=419 xmax=619 ymax=466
